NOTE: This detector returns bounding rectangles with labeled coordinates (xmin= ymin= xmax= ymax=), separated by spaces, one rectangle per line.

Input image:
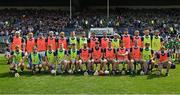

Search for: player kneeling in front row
xmin=156 ymin=46 xmax=171 ymax=76
xmin=10 ymin=45 xmax=25 ymax=77
xmin=45 ymin=45 xmax=56 ymax=75
xmin=29 ymin=46 xmax=42 ymax=74
xmin=67 ymin=44 xmax=80 ymax=74
xmin=141 ymin=43 xmax=154 ymax=75
xmin=56 ymin=44 xmax=68 ymax=74
xmin=79 ymin=43 xmax=91 ymax=75
xmin=104 ymin=41 xmax=116 ymax=74
xmin=116 ymin=42 xmax=132 ymax=74
xmin=130 ymin=41 xmax=143 ymax=74
xmin=91 ymin=42 xmax=104 ymax=75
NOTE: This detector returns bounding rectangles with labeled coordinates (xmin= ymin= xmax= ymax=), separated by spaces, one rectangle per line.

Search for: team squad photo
xmin=0 ymin=0 xmax=180 ymax=94
xmin=5 ymin=28 xmax=179 ymax=77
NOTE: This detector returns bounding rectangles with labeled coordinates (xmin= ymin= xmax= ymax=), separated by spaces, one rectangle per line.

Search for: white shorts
xmin=106 ymin=59 xmax=116 ymax=62
xmin=58 ymin=60 xmax=67 ymax=64
xmin=70 ymin=59 xmax=77 ymax=64
xmin=117 ymin=59 xmax=129 ymax=63
xmin=38 ymin=51 xmax=46 ymax=57
xmin=100 ymin=59 xmax=107 ymax=63
xmin=175 ymin=49 xmax=180 ymax=54
xmin=5 ymin=51 xmax=10 ymax=56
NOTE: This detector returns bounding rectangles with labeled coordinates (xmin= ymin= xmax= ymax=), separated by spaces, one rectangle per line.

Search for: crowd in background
xmin=0 ymin=8 xmax=179 ymax=45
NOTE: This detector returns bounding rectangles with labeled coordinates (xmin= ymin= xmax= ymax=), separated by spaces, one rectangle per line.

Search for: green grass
xmin=0 ymin=55 xmax=180 ymax=94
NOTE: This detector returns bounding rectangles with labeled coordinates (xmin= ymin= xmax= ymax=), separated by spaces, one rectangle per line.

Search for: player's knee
xmin=79 ymin=60 xmax=82 ymax=64
xmin=64 ymin=60 xmax=67 ymax=64
xmin=39 ymin=64 xmax=42 ymax=68
xmin=35 ymin=65 xmax=39 ymax=68
xmin=67 ymin=61 xmax=70 ymax=64
xmin=104 ymin=59 xmax=107 ymax=63
xmin=88 ymin=60 xmax=91 ymax=63
xmin=91 ymin=59 xmax=94 ymax=63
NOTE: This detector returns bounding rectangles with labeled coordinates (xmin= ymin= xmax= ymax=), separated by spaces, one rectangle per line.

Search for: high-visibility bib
xmin=69 ymin=37 xmax=77 ymax=45
xmin=133 ymin=36 xmax=142 ymax=47
xmin=13 ymin=51 xmax=22 ymax=64
xmin=26 ymin=38 xmax=35 ymax=53
xmin=142 ymin=48 xmax=151 ymax=61
xmin=47 ymin=37 xmax=56 ymax=51
xmin=159 ymin=51 xmax=168 ymax=62
xmin=11 ymin=37 xmax=22 ymax=50
xmin=152 ymin=36 xmax=161 ymax=51
xmin=37 ymin=38 xmax=46 ymax=51
xmin=90 ymin=38 xmax=98 ymax=48
xmin=92 ymin=48 xmax=101 ymax=59
xmin=122 ymin=35 xmax=131 ymax=49
xmin=105 ymin=48 xmax=114 ymax=60
xmin=143 ymin=35 xmax=151 ymax=47
xmin=80 ymin=48 xmax=89 ymax=61
xmin=46 ymin=50 xmax=55 ymax=63
xmin=58 ymin=38 xmax=67 ymax=49
xmin=112 ymin=39 xmax=120 ymax=49
xmin=101 ymin=38 xmax=109 ymax=49
xmin=70 ymin=49 xmax=78 ymax=60
xmin=57 ymin=49 xmax=65 ymax=60
xmin=79 ymin=38 xmax=87 ymax=49
xmin=132 ymin=46 xmax=141 ymax=59
xmin=31 ymin=53 xmax=39 ymax=64
xmin=117 ymin=47 xmax=128 ymax=60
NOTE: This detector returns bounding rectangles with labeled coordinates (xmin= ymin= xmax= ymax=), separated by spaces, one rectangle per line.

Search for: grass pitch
xmin=0 ymin=55 xmax=179 ymax=94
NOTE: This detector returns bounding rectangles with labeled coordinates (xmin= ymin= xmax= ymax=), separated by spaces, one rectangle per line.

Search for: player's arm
xmin=117 ymin=49 xmax=122 ymax=56
xmin=141 ymin=37 xmax=144 ymax=47
xmin=45 ymin=38 xmax=48 ymax=50
xmin=35 ymin=38 xmax=38 ymax=47
xmin=140 ymin=48 xmax=142 ymax=59
xmin=21 ymin=52 xmax=25 ymax=63
xmin=54 ymin=50 xmax=58 ymax=60
xmin=45 ymin=51 xmax=48 ymax=63
xmin=167 ymin=51 xmax=171 ymax=62
xmin=150 ymin=50 xmax=154 ymax=60
xmin=88 ymin=49 xmax=91 ymax=60
xmin=156 ymin=53 xmax=160 ymax=63
xmin=10 ymin=51 xmax=14 ymax=59
xmin=100 ymin=48 xmax=104 ymax=59
xmin=112 ymin=48 xmax=116 ymax=59
xmin=38 ymin=54 xmax=42 ymax=62
xmin=140 ymin=48 xmax=143 ymax=59
xmin=87 ymin=38 xmax=90 ymax=47
xmin=130 ymin=48 xmax=133 ymax=59
xmin=130 ymin=35 xmax=133 ymax=47
xmin=77 ymin=50 xmax=80 ymax=60
xmin=64 ymin=50 xmax=68 ymax=59
xmin=124 ymin=49 xmax=129 ymax=56
xmin=55 ymin=38 xmax=59 ymax=49
xmin=91 ymin=48 xmax=94 ymax=58
xmin=79 ymin=49 xmax=82 ymax=59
